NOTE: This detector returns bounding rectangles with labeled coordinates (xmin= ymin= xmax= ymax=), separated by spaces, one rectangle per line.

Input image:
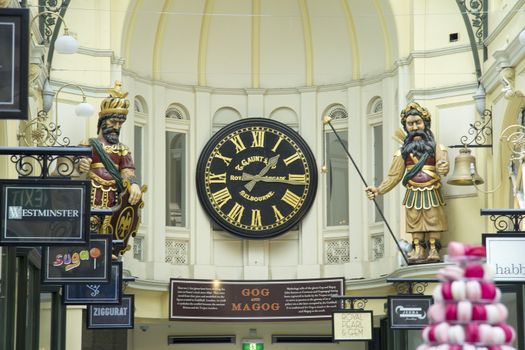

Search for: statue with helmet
xmin=78 ymin=81 xmax=146 ymax=256
xmin=365 ymin=102 xmax=449 ymax=264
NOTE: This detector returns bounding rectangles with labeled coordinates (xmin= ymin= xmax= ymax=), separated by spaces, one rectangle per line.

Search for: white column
xmin=381 ymin=76 xmax=402 ymax=266
xmin=193 ymin=87 xmax=215 ymax=278
xmin=246 ymin=88 xmax=265 ymax=117
xmin=297 ymin=87 xmax=320 ymax=278
xmin=146 ymin=83 xmax=167 ymax=280
xmin=346 ymin=85 xmax=367 ymax=279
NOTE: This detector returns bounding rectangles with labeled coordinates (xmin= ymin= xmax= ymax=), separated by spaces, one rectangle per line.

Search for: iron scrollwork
xmin=17 ymin=110 xmax=71 ymax=147
xmin=38 ymin=0 xmax=71 ymax=67
xmin=0 ymin=146 xmax=92 ymax=179
xmin=393 ymin=281 xmax=430 ymax=295
xmin=345 ymin=298 xmax=368 ymax=310
xmin=500 ymin=124 xmax=525 ymax=161
xmin=481 ymin=209 xmax=525 ymax=232
xmin=488 ymin=214 xmax=524 ymax=232
xmin=38 ymin=0 xmax=68 ymax=44
xmin=457 ymin=0 xmax=486 ymax=45
xmin=11 ymin=154 xmax=80 ymax=178
xmin=457 ymin=109 xmax=493 ymax=148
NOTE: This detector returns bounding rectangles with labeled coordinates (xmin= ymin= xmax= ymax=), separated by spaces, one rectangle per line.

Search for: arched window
xmin=165 ymin=103 xmax=190 ymax=228
xmin=133 ymin=95 xmax=149 ymax=261
xmin=367 ymin=96 xmax=384 ymax=261
xmin=166 ymin=133 xmax=186 ymax=227
xmin=322 ymin=104 xmax=348 ymax=227
xmin=134 ymin=95 xmax=148 ymax=114
xmin=166 ymin=103 xmax=189 ymax=120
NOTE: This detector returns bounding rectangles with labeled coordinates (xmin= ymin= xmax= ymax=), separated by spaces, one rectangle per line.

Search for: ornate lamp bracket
xmin=455 ymin=0 xmax=488 ymax=82
xmin=37 ymin=0 xmax=72 ymax=67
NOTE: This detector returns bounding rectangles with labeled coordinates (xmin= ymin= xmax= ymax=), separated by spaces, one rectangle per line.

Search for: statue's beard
xmin=401 ymin=129 xmax=436 ymax=160
xmin=102 ymin=126 xmax=120 ymax=144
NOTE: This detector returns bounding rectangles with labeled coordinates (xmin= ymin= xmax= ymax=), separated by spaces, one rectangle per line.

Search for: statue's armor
xmin=402 ymin=153 xmax=445 ymax=210
xmin=85 ymin=140 xmax=135 ymax=209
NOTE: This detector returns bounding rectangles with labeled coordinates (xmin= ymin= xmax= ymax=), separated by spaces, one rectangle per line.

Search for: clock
xmin=196 ymin=118 xmax=318 ymax=239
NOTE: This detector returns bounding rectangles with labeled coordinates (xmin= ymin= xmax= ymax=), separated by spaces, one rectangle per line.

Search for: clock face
xmin=196 ymin=118 xmax=318 ymax=239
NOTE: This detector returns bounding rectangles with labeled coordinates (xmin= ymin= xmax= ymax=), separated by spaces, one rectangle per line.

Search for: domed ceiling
xmin=123 ymin=0 xmax=398 ymax=89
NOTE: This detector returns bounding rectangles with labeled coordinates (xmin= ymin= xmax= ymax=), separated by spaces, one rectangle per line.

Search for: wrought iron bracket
xmin=331 ymin=295 xmax=386 ymax=310
xmin=386 ymin=278 xmax=440 ymax=295
xmin=37 ymin=0 xmax=72 ymax=69
xmin=455 ymin=0 xmax=488 ymax=82
xmin=0 ymin=146 xmax=91 ymax=179
xmin=480 ymin=208 xmax=525 ymax=232
xmin=449 ymin=109 xmax=493 ymax=149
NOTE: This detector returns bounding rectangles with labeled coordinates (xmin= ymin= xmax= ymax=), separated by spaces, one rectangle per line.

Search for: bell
xmin=447 ymin=147 xmax=484 ymax=186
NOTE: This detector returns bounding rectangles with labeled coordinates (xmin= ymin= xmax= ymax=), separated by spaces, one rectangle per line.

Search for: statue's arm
xmin=120 ymin=153 xmax=142 ymax=205
xmin=436 ymin=144 xmax=449 ymax=176
xmin=366 ymin=150 xmax=405 ymax=199
xmin=77 ymin=138 xmax=92 ymax=174
xmin=376 ymin=151 xmax=405 ymax=195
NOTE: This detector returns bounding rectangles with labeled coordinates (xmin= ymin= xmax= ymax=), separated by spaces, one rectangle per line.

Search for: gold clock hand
xmin=244 ymin=154 xmax=280 ymax=192
xmin=257 ymin=177 xmax=306 ymax=185
xmin=242 ymin=173 xmax=306 ymax=185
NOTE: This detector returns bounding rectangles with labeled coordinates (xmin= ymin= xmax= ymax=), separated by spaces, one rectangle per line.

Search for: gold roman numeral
xmin=282 ymin=189 xmax=301 ymax=207
xmin=230 ymin=135 xmax=246 ymax=153
xmin=288 ymin=173 xmax=306 ymax=183
xmin=214 ymin=151 xmax=232 ymax=166
xmin=228 ymin=203 xmax=245 ymax=223
xmin=211 ymin=187 xmax=231 ymax=208
xmin=283 ymin=152 xmax=300 ymax=165
xmin=208 ymin=173 xmax=226 ymax=183
xmin=272 ymin=205 xmax=284 ymax=222
xmin=251 ymin=209 xmax=262 ymax=227
xmin=272 ymin=136 xmax=283 ymax=152
xmin=251 ymin=130 xmax=265 ymax=148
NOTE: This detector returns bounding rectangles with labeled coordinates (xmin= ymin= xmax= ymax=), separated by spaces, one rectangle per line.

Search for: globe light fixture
xmin=54 ymin=27 xmax=79 ymax=54
xmin=55 ymin=83 xmax=94 ymax=121
xmin=75 ymin=97 xmax=95 ymax=117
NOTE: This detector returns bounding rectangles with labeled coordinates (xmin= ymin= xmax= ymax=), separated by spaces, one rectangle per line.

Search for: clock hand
xmin=244 ymin=155 xmax=280 ymax=192
xmin=242 ymin=174 xmax=306 ymax=185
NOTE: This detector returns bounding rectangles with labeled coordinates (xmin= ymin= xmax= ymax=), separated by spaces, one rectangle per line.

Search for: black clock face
xmin=196 ymin=118 xmax=318 ymax=239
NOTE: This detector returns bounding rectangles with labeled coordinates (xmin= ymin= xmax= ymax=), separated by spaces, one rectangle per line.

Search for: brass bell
xmin=447 ymin=147 xmax=484 ymax=186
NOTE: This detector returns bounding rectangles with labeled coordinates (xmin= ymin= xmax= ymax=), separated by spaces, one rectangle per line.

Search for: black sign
xmin=169 ymin=278 xmax=344 ymax=321
xmin=63 ymin=262 xmax=122 ymax=304
xmin=42 ymin=235 xmax=112 ymax=284
xmin=87 ymin=294 xmax=134 ymax=329
xmin=0 ymin=8 xmax=28 ymax=119
xmin=388 ymin=295 xmax=432 ymax=329
xmin=0 ymin=179 xmax=90 ymax=245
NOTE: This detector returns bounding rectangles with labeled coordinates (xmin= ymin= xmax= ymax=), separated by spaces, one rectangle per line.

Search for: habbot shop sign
xmin=169 ymin=278 xmax=344 ymax=321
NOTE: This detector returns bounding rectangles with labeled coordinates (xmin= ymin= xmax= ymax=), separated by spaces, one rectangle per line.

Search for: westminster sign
xmin=0 ymin=179 xmax=90 ymax=245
